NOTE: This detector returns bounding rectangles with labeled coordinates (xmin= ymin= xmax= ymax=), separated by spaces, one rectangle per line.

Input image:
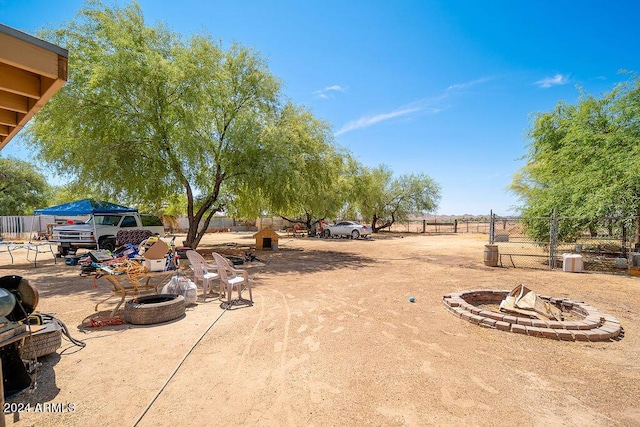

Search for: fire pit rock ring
xmin=442 ymin=289 xmax=622 ymax=342
xmin=124 ymin=294 xmax=185 ymax=325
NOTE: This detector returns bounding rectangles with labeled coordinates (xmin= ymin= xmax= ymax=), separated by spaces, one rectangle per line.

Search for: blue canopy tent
xmin=34 ymin=199 xmax=138 ymax=250
xmin=34 ymin=199 xmax=138 ymax=216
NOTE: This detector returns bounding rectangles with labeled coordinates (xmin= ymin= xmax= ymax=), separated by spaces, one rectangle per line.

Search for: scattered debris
xmin=499 ymin=284 xmax=562 ymax=321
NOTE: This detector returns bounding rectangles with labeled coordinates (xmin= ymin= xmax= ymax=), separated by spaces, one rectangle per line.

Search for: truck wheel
xmin=99 ymin=238 xmax=116 ymax=252
xmin=58 ymin=246 xmax=69 ymax=257
xmin=322 ymin=230 xmax=331 ymax=238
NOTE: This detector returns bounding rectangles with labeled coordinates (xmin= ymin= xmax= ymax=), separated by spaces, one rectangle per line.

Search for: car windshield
xmin=86 ymin=215 xmax=121 ymax=226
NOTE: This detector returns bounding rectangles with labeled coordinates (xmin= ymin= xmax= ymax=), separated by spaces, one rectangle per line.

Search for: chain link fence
xmin=490 ymin=213 xmax=638 ymax=274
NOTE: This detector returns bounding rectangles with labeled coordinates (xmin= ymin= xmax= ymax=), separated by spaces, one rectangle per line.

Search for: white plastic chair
xmin=185 ymin=250 xmax=220 ymax=301
xmin=211 ymin=252 xmax=253 ymax=308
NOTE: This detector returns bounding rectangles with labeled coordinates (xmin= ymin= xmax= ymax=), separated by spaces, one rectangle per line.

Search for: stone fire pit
xmin=442 ymin=289 xmax=622 ymax=341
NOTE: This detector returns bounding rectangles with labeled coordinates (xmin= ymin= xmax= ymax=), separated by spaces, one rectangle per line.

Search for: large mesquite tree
xmin=510 ymin=76 xmax=640 ymax=242
xmin=353 ymin=165 xmax=441 ymax=232
xmin=26 ymin=1 xmax=339 ymax=249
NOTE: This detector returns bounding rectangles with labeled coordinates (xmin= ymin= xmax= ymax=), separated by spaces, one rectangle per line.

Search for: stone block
xmin=460 ymin=311 xmax=473 ymax=321
xmin=541 ymin=329 xmax=559 ymax=339
xmin=530 ymin=320 xmax=550 ymax=328
xmin=470 ymin=306 xmax=482 ymax=315
xmin=502 ymin=315 xmax=518 ymax=324
xmin=495 ymin=321 xmax=511 ymax=331
xmin=547 ymin=321 xmax=565 ymax=329
xmin=526 ymin=326 xmax=544 ymax=337
xmin=516 ymin=318 xmax=533 ymax=326
xmin=485 ymin=311 xmax=506 ymax=321
xmin=572 ymin=331 xmax=590 ymax=341
xmin=561 ymin=321 xmax=581 ymax=330
xmin=582 ymin=330 xmax=611 ymax=341
xmin=469 ymin=314 xmax=485 ymax=325
xmin=556 ymin=330 xmax=575 ymax=341
xmin=511 ymin=324 xmax=527 ymax=335
xmin=480 ymin=318 xmax=497 ymax=328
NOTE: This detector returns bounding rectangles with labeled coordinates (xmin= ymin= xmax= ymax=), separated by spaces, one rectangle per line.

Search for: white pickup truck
xmin=50 ymin=213 xmax=164 ymax=256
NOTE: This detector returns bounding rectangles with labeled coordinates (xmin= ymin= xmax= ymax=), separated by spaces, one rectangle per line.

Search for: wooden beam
xmin=0 ymin=91 xmax=28 ymax=113
xmin=0 ymin=109 xmax=18 ymax=127
xmin=0 ymin=62 xmax=41 ymax=99
xmin=0 ymin=77 xmax=67 ymax=151
xmin=0 ymin=24 xmax=69 ymax=150
xmin=0 ymin=32 xmax=66 ymax=79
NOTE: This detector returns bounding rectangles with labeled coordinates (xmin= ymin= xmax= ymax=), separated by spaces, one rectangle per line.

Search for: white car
xmin=322 ymin=221 xmax=372 ymax=239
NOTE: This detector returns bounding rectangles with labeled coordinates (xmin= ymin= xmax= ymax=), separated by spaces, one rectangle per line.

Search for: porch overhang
xmin=0 ymin=23 xmax=68 ymax=150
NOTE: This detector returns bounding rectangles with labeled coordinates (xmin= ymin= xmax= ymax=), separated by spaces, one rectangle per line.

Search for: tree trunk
xmin=371 ymin=213 xmax=395 ymax=233
xmin=635 ymin=209 xmax=640 ymax=245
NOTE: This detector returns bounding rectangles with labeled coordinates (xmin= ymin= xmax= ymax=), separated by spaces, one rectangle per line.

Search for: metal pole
xmin=489 ymin=210 xmax=494 ymax=244
xmin=93 ymin=215 xmax=100 ymax=250
xmin=549 ymin=209 xmax=558 ymax=269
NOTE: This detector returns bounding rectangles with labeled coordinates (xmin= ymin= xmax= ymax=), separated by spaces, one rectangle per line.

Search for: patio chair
xmin=185 ymin=250 xmax=220 ymax=302
xmin=211 ymin=252 xmax=253 ymax=308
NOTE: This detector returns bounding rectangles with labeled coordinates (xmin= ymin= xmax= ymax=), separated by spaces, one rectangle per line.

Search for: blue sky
xmin=2 ymin=0 xmax=640 ymax=215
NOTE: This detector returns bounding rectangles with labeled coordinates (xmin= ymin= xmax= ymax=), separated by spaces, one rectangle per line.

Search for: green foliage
xmin=352 ymin=165 xmax=441 ymax=232
xmin=511 ymin=75 xmax=640 ymax=242
xmin=0 ymin=157 xmax=50 ymax=215
xmin=230 ymin=102 xmax=348 ymax=225
xmin=25 ymin=1 xmax=341 ymax=248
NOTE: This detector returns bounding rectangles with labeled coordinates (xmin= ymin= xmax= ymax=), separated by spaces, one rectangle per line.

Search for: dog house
xmin=253 ymin=227 xmax=279 ymax=250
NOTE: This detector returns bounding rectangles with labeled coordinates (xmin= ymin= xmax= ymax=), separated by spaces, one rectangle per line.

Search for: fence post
xmin=489 ymin=210 xmax=494 ymax=244
xmin=549 ymin=209 xmax=558 ymax=269
xmin=422 ymin=220 xmax=426 ymax=233
xmin=622 ymin=222 xmax=627 ymax=258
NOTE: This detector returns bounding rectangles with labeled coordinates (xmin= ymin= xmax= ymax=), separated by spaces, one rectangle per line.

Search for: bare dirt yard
xmin=2 ymin=232 xmax=639 ymax=426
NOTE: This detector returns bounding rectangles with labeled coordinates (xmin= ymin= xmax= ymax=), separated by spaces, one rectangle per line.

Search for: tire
xmin=124 ymin=294 xmax=185 ymax=325
xmin=322 ymin=230 xmax=331 ymax=238
xmin=351 ymin=230 xmax=360 ymax=239
xmin=19 ymin=329 xmax=62 ymax=360
xmin=99 ymin=237 xmax=116 ymax=252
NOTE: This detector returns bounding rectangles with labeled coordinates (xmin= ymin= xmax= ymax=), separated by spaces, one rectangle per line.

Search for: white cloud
xmin=535 ymin=73 xmax=569 ymax=88
xmin=324 ymin=85 xmax=345 ymax=92
xmin=314 ymin=85 xmax=347 ymax=98
xmin=335 ymin=107 xmax=420 ymax=136
xmin=334 ymin=77 xmax=492 ymax=137
xmin=447 ymin=76 xmax=493 ymax=91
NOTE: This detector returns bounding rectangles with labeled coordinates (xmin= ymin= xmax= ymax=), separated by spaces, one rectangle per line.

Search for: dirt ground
xmin=2 ymin=232 xmax=640 ymax=427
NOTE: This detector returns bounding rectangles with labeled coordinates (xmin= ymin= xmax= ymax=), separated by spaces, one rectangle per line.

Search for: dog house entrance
xmin=262 ymin=237 xmax=272 ymax=249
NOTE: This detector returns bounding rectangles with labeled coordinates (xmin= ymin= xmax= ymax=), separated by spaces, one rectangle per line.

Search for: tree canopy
xmin=26 ymin=1 xmax=340 ymax=248
xmin=510 ymin=75 xmax=640 ymax=241
xmin=0 ymin=157 xmax=50 ymax=216
xmin=352 ymin=165 xmax=441 ymax=232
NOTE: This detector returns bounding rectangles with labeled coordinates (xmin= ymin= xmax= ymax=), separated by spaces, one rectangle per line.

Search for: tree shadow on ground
xmin=253 ymin=248 xmax=376 ymax=275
